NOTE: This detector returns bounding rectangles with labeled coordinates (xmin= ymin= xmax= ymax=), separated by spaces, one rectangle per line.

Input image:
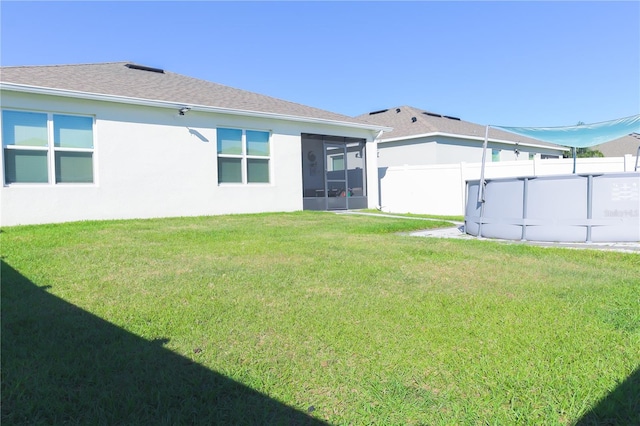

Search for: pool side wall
xmin=465 ymin=173 xmax=640 ymax=243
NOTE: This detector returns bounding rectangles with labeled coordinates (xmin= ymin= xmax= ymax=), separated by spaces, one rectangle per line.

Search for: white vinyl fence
xmin=378 ymin=155 xmax=638 ymax=216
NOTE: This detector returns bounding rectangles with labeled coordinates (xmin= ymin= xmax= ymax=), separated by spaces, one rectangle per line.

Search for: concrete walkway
xmin=336 ymin=211 xmax=640 ymax=254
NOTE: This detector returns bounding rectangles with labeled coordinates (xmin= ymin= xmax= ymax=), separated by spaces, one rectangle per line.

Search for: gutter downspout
xmin=370 ymin=129 xmax=386 ymax=210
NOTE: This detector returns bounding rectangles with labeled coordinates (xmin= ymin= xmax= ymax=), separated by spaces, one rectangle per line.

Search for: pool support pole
xmin=477 ymin=125 xmax=490 ymax=238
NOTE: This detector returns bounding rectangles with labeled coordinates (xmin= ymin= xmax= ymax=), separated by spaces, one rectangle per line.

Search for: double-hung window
xmin=2 ymin=110 xmax=94 ymax=184
xmin=217 ymin=127 xmax=270 ymax=184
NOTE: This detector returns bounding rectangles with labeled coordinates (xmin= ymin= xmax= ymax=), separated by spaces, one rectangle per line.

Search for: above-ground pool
xmin=465 ymin=172 xmax=640 ymax=243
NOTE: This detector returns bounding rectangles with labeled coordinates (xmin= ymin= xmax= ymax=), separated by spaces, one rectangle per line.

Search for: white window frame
xmin=2 ymin=109 xmax=96 ymax=185
xmin=216 ymin=127 xmax=271 ymax=185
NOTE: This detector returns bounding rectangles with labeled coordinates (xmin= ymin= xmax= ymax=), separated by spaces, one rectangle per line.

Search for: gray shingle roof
xmin=591 ymin=133 xmax=640 ymax=157
xmin=0 ymin=61 xmax=378 ymax=127
xmin=356 ymin=105 xmax=564 ymax=149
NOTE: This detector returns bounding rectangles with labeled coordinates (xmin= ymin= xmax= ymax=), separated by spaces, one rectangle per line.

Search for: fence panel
xmin=379 ymin=156 xmax=636 ymax=216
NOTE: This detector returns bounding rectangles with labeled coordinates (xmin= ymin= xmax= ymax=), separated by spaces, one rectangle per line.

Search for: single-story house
xmin=355 ymin=105 xmax=567 ymax=168
xmin=0 ymin=62 xmax=391 ymax=226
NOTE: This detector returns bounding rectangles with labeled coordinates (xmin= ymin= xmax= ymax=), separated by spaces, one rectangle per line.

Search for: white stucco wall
xmin=0 ymin=91 xmax=379 ymax=226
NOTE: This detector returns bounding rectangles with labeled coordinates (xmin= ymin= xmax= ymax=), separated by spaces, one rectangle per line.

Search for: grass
xmin=2 ymin=211 xmax=639 ymax=425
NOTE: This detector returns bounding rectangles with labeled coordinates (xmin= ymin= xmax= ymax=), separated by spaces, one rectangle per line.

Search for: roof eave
xmin=377 ymin=131 xmax=569 ymax=151
xmin=0 ymin=83 xmax=392 ymax=132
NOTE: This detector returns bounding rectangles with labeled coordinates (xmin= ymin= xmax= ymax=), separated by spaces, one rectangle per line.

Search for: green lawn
xmin=2 ymin=211 xmax=638 ymax=425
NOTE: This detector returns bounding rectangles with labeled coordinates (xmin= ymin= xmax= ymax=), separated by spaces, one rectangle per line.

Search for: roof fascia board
xmin=378 ymin=131 xmax=569 ymax=152
xmin=1 ymin=83 xmax=392 ymax=132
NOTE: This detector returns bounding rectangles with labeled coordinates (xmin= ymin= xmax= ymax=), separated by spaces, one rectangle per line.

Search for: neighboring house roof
xmin=591 ymin=133 xmax=640 ymax=157
xmin=0 ymin=62 xmax=388 ymax=131
xmin=356 ymin=105 xmax=565 ymax=150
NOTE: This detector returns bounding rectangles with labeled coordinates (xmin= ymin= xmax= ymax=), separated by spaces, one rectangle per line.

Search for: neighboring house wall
xmin=378 ymin=138 xmax=438 ymax=167
xmin=378 ymin=135 xmax=562 ymax=168
xmin=1 ymin=91 xmax=379 ymax=226
xmin=379 ymin=156 xmax=638 ymax=216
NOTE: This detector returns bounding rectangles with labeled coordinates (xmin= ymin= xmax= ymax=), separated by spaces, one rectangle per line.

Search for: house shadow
xmin=574 ymin=366 xmax=639 ymax=425
xmin=1 ymin=260 xmax=328 ymax=425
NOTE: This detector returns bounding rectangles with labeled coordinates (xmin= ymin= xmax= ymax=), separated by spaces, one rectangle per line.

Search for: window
xmin=2 ymin=110 xmax=94 ymax=184
xmin=217 ymin=128 xmax=270 ymax=184
xmin=330 ymin=154 xmax=344 ymax=171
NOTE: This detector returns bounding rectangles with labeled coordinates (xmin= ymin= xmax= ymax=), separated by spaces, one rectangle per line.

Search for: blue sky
xmin=1 ymin=1 xmax=638 ymax=127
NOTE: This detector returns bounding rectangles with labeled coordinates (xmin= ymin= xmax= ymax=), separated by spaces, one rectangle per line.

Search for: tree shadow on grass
xmin=574 ymin=367 xmax=639 ymax=426
xmin=1 ymin=260 xmax=328 ymax=425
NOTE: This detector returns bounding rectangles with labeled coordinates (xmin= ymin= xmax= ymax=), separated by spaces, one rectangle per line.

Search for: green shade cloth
xmin=494 ymin=114 xmax=640 ymax=148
